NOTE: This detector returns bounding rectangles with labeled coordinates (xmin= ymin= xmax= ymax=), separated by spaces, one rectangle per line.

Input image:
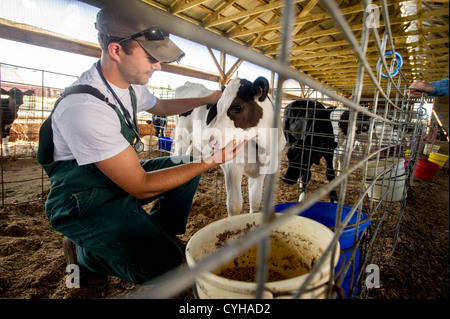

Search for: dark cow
xmin=282 ymin=99 xmax=338 ymax=202
xmin=1 ymin=87 xmax=34 ymax=156
xmin=146 ymin=115 xmax=167 ymax=137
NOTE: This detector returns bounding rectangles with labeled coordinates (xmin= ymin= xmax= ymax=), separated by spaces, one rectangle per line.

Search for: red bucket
xmin=414 ymin=158 xmax=441 ymax=181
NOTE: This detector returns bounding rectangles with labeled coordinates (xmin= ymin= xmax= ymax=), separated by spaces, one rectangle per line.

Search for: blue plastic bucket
xmin=274 ymin=202 xmax=371 ymax=298
xmin=158 ymin=137 xmax=173 ymax=151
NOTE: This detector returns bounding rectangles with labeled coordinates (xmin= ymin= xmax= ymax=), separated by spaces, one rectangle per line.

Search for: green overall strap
xmin=37 ymin=85 xmax=122 ymax=172
xmin=60 ymin=85 xmax=117 ymax=110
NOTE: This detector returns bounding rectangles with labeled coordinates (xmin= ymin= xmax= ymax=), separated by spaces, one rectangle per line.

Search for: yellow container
xmin=428 ymin=152 xmax=449 ymax=168
xmin=403 ymin=149 xmax=410 ymax=157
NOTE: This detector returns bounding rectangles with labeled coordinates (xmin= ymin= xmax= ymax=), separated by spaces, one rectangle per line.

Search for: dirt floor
xmin=0 ymin=141 xmax=448 ymax=299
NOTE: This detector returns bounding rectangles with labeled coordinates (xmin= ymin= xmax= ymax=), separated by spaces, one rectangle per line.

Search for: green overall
xmin=37 ymin=85 xmax=200 ymax=284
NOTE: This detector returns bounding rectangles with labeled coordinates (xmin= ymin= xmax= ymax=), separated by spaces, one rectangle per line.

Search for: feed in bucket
xmin=186 ymin=213 xmax=340 ymax=299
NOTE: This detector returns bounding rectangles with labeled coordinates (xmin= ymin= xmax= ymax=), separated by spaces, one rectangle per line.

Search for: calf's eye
xmin=232 ymin=105 xmax=242 ymax=113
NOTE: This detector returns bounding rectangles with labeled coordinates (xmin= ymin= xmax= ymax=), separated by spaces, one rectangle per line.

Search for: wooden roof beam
xmin=170 ymin=0 xmax=210 ymax=14
xmin=204 ymin=0 xmax=306 ymax=28
xmin=0 ymin=17 xmax=220 ymax=83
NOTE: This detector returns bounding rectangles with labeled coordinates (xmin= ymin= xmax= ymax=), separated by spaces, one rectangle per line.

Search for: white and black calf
xmin=331 ymin=107 xmax=371 ymax=176
xmin=1 ymin=87 xmax=34 ymax=156
xmin=174 ymin=82 xmax=219 ymax=156
xmin=174 ymin=78 xmax=286 ymax=216
xmin=282 ymin=99 xmax=338 ymax=202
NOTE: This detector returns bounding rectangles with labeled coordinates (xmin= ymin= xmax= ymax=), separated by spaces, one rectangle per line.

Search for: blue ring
xmin=417 ymin=106 xmax=427 ymax=117
xmin=376 ymin=51 xmax=403 ymax=78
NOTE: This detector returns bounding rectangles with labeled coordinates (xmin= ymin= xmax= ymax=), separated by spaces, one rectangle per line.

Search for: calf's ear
xmin=1 ymin=88 xmax=9 ymax=95
xmin=253 ymin=77 xmax=269 ymax=102
xmin=24 ymin=90 xmax=34 ymax=96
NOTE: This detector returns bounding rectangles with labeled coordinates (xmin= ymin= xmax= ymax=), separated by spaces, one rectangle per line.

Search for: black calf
xmin=283 ymin=99 xmax=338 ymax=202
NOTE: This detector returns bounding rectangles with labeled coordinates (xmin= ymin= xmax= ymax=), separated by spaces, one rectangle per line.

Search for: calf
xmin=174 ymin=78 xmax=286 ymax=216
xmin=373 ymin=117 xmax=405 ymax=157
xmin=1 ymin=87 xmax=34 ymax=156
xmin=174 ymin=82 xmax=218 ymax=156
xmin=282 ymin=99 xmax=338 ymax=202
xmin=331 ymin=107 xmax=371 ymax=176
xmin=147 ymin=115 xmax=167 ymax=137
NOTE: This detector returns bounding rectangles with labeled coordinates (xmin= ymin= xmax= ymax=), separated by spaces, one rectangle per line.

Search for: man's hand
xmin=205 ymin=139 xmax=247 ymax=165
xmin=205 ymin=90 xmax=222 ymax=105
xmin=408 ymin=81 xmax=434 ymax=98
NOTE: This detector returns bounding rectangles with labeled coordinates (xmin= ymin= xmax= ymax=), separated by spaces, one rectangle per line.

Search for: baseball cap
xmin=95 ymin=8 xmax=185 ymax=63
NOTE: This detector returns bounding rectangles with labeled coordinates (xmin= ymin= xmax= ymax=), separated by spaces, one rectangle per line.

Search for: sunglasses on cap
xmin=117 ymin=26 xmax=169 ymax=45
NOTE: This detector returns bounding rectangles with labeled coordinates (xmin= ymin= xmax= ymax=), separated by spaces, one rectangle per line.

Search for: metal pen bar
xmin=255 ymin=0 xmax=296 ymax=299
xmin=75 ymin=0 xmax=422 ymax=300
xmin=125 ymin=142 xmax=384 ymax=299
xmin=318 ymin=0 xmax=398 ymax=111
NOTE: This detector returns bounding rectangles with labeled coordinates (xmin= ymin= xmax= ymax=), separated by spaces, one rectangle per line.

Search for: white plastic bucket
xmin=142 ymin=135 xmax=158 ymax=151
xmin=423 ymin=144 xmax=440 ymax=155
xmin=365 ymin=174 xmax=406 ymax=202
xmin=186 ymin=213 xmax=340 ymax=299
xmin=366 ymin=158 xmax=405 ymax=179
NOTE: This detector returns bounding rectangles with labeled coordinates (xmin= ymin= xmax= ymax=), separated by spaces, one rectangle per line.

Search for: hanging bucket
xmin=372 ymin=145 xmax=404 ymax=158
xmin=403 ymin=149 xmax=411 ymax=158
xmin=428 ymin=152 xmax=448 ymax=168
xmin=404 ymin=157 xmax=410 ymax=169
xmin=414 ymin=158 xmax=441 ymax=181
xmin=274 ymin=202 xmax=371 ymax=298
xmin=158 ymin=136 xmax=173 ymax=151
xmin=365 ymin=174 xmax=407 ymax=202
xmin=142 ymin=135 xmax=158 ymax=151
xmin=186 ymin=213 xmax=340 ymax=299
xmin=423 ymin=144 xmax=440 ymax=155
xmin=366 ymin=158 xmax=405 ymax=179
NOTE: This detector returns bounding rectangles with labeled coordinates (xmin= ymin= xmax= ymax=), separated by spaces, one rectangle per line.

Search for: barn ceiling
xmin=1 ymin=0 xmax=448 ymax=98
xmin=134 ymin=0 xmax=448 ymax=93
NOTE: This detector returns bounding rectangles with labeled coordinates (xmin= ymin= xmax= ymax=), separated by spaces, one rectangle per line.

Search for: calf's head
xmin=208 ymin=77 xmax=271 ymax=150
xmin=1 ymin=88 xmax=34 ymax=111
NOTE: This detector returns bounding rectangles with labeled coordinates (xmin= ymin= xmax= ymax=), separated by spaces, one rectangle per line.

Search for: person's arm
xmin=429 ymin=78 xmax=449 ymax=97
xmin=94 ymin=139 xmax=246 ymax=199
xmin=408 ymin=78 xmax=449 ymax=98
xmin=408 ymin=81 xmax=434 ymax=97
xmin=149 ymin=90 xmax=222 ymax=116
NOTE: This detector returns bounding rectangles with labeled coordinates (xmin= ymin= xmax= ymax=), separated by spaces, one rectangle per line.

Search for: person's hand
xmin=408 ymin=81 xmax=434 ymax=97
xmin=206 ymin=139 xmax=247 ymax=165
xmin=206 ymin=90 xmax=222 ymax=105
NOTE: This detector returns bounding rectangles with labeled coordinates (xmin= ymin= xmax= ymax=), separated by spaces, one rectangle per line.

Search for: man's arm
xmin=149 ymin=90 xmax=222 ymax=116
xmin=408 ymin=78 xmax=449 ymax=98
xmin=94 ymin=140 xmax=246 ymax=199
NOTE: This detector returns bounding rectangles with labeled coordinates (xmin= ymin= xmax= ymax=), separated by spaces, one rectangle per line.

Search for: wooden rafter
xmin=1 ymin=0 xmax=447 ymax=94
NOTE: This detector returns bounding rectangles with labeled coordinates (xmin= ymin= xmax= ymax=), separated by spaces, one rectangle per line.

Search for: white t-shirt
xmin=52 ymin=63 xmax=157 ymax=165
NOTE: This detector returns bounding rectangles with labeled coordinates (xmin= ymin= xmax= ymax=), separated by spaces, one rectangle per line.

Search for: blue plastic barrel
xmin=274 ymin=201 xmax=371 ymax=298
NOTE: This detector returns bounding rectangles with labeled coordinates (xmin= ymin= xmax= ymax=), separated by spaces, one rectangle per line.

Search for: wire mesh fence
xmin=118 ymin=0 xmax=433 ymax=299
xmin=0 ymin=0 xmax=440 ymax=299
